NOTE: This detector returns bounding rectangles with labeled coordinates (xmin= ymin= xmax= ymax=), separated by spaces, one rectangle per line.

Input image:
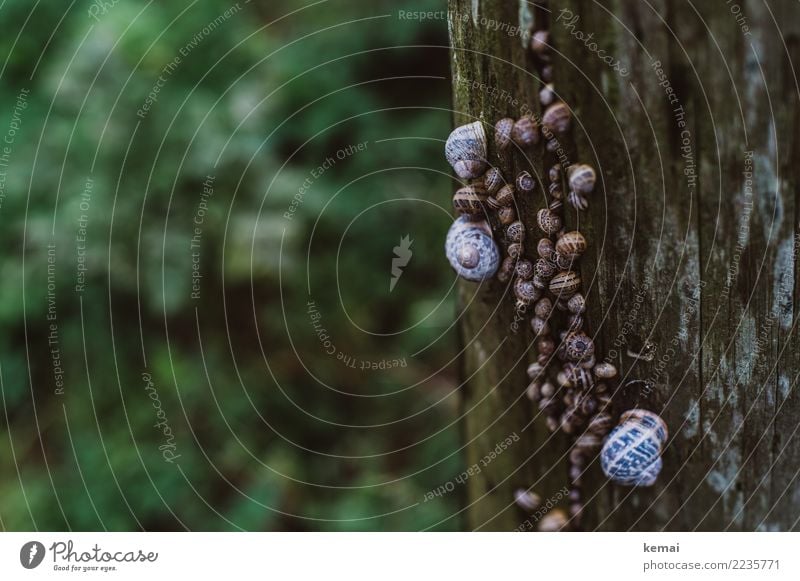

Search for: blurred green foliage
xmin=0 ymin=0 xmax=463 ymax=531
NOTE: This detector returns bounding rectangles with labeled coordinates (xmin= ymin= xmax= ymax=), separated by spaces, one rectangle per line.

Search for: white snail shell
xmin=445 ymin=121 xmax=488 ymax=179
xmin=601 ymin=409 xmax=668 ymax=487
xmin=445 ymin=216 xmax=500 ymax=282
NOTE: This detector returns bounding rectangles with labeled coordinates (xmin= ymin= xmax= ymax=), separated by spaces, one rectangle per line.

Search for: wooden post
xmin=451 ymin=0 xmax=800 ymax=531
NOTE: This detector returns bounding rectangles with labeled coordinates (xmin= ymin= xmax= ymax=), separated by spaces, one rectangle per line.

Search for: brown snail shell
xmin=515 ymin=171 xmax=535 ymax=194
xmin=506 ymin=221 xmax=526 ymax=243
xmin=497 ymin=206 xmax=516 ymax=225
xmin=539 ymin=83 xmax=555 ymax=106
xmin=537 ymin=337 xmax=555 ymax=356
xmin=531 ymin=30 xmax=551 ymax=59
xmin=541 ymin=64 xmax=554 ymax=83
xmin=538 ymin=508 xmax=568 ymax=532
xmin=497 ymin=256 xmax=516 ymax=283
xmin=483 ymin=167 xmax=504 ymax=194
xmin=514 ymin=277 xmax=540 ymax=305
xmin=542 ymin=102 xmax=571 ymax=134
xmin=494 ymin=183 xmax=515 ymax=207
xmin=511 ymin=116 xmax=539 ymax=147
xmin=549 ymin=270 xmax=582 ymax=298
xmin=567 ymin=293 xmax=586 ymax=314
xmin=452 ymin=184 xmax=489 ymax=216
xmin=567 ymin=164 xmax=596 ymax=195
xmin=534 ymin=257 xmax=556 ymax=279
xmin=548 ymin=199 xmax=563 ymax=212
xmin=445 ymin=121 xmax=487 ymax=179
xmin=593 ymin=362 xmax=618 ymax=380
xmin=548 ymin=182 xmax=563 ymax=199
xmin=526 ymin=381 xmax=541 ymax=401
xmin=553 ymin=251 xmax=573 ymax=270
xmin=549 ymin=163 xmax=562 ymax=184
xmin=531 ymin=317 xmax=550 ymax=336
xmin=534 ymin=297 xmax=553 ymax=319
xmin=507 ymin=242 xmax=523 ymax=259
xmin=527 ymin=361 xmax=546 ymax=380
xmin=568 ymin=191 xmax=589 ymax=211
xmin=555 ymin=231 xmax=587 ymax=260
xmin=536 ymin=208 xmax=562 ymax=235
xmin=494 ymin=117 xmax=514 ymax=151
xmin=564 ymin=331 xmax=595 ymax=362
xmin=515 ymin=259 xmax=534 ymax=280
xmin=537 ymin=238 xmax=555 ymax=260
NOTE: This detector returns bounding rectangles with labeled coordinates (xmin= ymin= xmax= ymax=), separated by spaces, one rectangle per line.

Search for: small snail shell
xmin=556 ymin=231 xmax=587 ymax=260
xmin=445 ymin=216 xmax=500 ymax=282
xmin=532 ymin=275 xmax=547 ymax=290
xmin=514 ymin=488 xmax=541 ymax=511
xmin=452 ymin=184 xmax=489 ymax=216
xmin=536 ymin=208 xmax=562 ymax=235
xmin=553 ymin=251 xmax=573 ymax=270
xmin=514 ymin=277 xmax=540 ymax=305
xmin=568 ymin=164 xmax=596 ymax=195
xmin=539 ymin=83 xmax=555 ymax=106
xmin=594 ymin=362 xmax=617 ymax=380
xmin=534 ymin=257 xmax=556 ymax=279
xmin=538 ymin=508 xmax=568 ymax=532
xmin=527 ymin=361 xmax=545 ymax=380
xmin=548 ymin=182 xmax=563 ymax=200
xmin=542 ymin=102 xmax=571 ymax=134
xmin=497 ymin=206 xmax=516 ymax=225
xmin=445 ymin=121 xmax=488 ymax=179
xmin=515 ymin=171 xmax=535 ymax=194
xmin=497 ymin=256 xmax=515 ymax=284
xmin=587 ymin=413 xmax=614 ymax=436
xmin=541 ymin=64 xmax=554 ymax=83
xmin=575 ymin=432 xmax=603 ymax=454
xmin=549 ymin=164 xmax=562 ymax=184
xmin=549 ymin=270 xmax=582 ymax=298
xmin=507 ymin=242 xmax=523 ymax=259
xmin=526 ymin=381 xmax=541 ymax=401
xmin=548 ymin=199 xmax=563 ymax=212
xmin=601 ymin=409 xmax=668 ymax=487
xmin=540 ymin=382 xmax=555 ymax=398
xmin=534 ymin=297 xmax=553 ymax=319
xmin=537 ymin=238 xmax=555 ymax=260
xmin=545 ymin=138 xmax=559 ymax=153
xmin=515 ymin=259 xmax=534 ymax=280
xmin=567 ymin=293 xmax=586 ymax=314
xmin=494 ymin=183 xmax=515 ymax=206
xmin=568 ymin=191 xmax=589 ymax=211
xmin=564 ymin=331 xmax=595 ymax=362
xmin=512 ymin=116 xmax=539 ymax=147
xmin=483 ymin=167 xmax=504 ymax=194
xmin=537 ymin=337 xmax=555 ymax=356
xmin=494 ymin=117 xmax=514 ymax=151
xmin=530 ymin=30 xmax=551 ymax=58
xmin=531 ymin=317 xmax=550 ymax=336
xmin=506 ymin=220 xmax=526 ymax=243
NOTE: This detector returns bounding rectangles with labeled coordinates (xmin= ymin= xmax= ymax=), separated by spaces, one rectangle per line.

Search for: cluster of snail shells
xmin=600 ymin=409 xmax=668 ymax=487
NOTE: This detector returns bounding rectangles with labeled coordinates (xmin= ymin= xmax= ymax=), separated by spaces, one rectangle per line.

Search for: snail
xmin=497 ymin=256 xmax=516 ymax=283
xmin=538 ymin=508 xmax=568 ymax=532
xmin=537 ymin=336 xmax=555 ymax=356
xmin=512 ymin=116 xmax=539 ymax=147
xmin=549 ymin=270 xmax=582 ymax=298
xmin=483 ymin=167 xmax=504 ymax=194
xmin=514 ymin=488 xmax=541 ymax=511
xmin=514 ymin=277 xmax=540 ymax=305
xmin=567 ymin=293 xmax=585 ymax=314
xmin=452 ymin=184 xmax=489 ymax=216
xmin=490 ymin=183 xmax=515 ymax=208
xmin=564 ymin=331 xmax=595 ymax=362
xmin=534 ymin=257 xmax=556 ymax=279
xmin=445 ymin=216 xmax=500 ymax=282
xmin=445 ymin=121 xmax=487 ymax=179
xmin=539 ymin=83 xmax=555 ymax=106
xmin=507 ymin=242 xmax=523 ymax=259
xmin=494 ymin=117 xmax=514 ymax=151
xmin=516 ymin=171 xmax=535 ymax=194
xmin=593 ymin=362 xmax=617 ymax=379
xmin=536 ymin=208 xmax=562 ymax=235
xmin=549 ymin=163 xmax=562 ymax=184
xmin=537 ymin=238 xmax=555 ymax=261
xmin=527 ymin=361 xmax=546 ymax=380
xmin=530 ymin=30 xmax=551 ymax=59
xmin=568 ymin=191 xmax=588 ymax=211
xmin=600 ymin=409 xmax=668 ymax=487
xmin=497 ymin=206 xmax=516 ymax=225
xmin=542 ymin=102 xmax=571 ymax=134
xmin=506 ymin=220 xmax=526 ymax=244
xmin=515 ymin=259 xmax=534 ymax=280
xmin=531 ymin=317 xmax=550 ymax=336
xmin=555 ymin=231 xmax=587 ymax=260
xmin=567 ymin=164 xmax=596 ymax=195
xmin=548 ymin=181 xmax=564 ymax=200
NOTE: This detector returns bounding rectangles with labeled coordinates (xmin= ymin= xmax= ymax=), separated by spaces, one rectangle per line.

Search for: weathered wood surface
xmin=451 ymin=0 xmax=800 ymax=531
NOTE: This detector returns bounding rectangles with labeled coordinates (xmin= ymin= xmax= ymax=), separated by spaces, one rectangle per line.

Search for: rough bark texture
xmin=452 ymin=0 xmax=800 ymax=531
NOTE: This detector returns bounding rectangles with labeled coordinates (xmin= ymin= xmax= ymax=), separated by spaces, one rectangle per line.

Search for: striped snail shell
xmin=531 ymin=316 xmax=550 ymax=336
xmin=445 ymin=216 xmax=500 ymax=282
xmin=537 ymin=238 xmax=555 ymax=260
xmin=542 ymin=102 xmax=571 ymax=134
xmin=539 ymin=83 xmax=555 ymax=106
xmin=445 ymin=121 xmax=488 ymax=179
xmin=564 ymin=331 xmax=595 ymax=362
xmin=515 ymin=259 xmax=534 ymax=280
xmin=549 ymin=270 xmax=582 ymax=298
xmin=514 ymin=277 xmax=540 ymax=305
xmin=494 ymin=183 xmax=515 ymax=207
xmin=483 ymin=167 xmax=504 ymax=194
xmin=506 ymin=220 xmax=526 ymax=243
xmin=534 ymin=297 xmax=553 ymax=319
xmin=527 ymin=361 xmax=546 ymax=380
xmin=512 ymin=116 xmax=540 ymax=147
xmin=548 ymin=199 xmax=563 ymax=212
xmin=601 ymin=409 xmax=668 ymax=487
xmin=553 ymin=251 xmax=573 ymax=270
xmin=507 ymin=242 xmax=523 ymax=259
xmin=587 ymin=412 xmax=614 ymax=436
xmin=534 ymin=257 xmax=556 ymax=279
xmin=548 ymin=181 xmax=564 ymax=200
xmin=568 ymin=191 xmax=589 ymax=211
xmin=568 ymin=164 xmax=596 ymax=195
xmin=567 ymin=292 xmax=586 ymax=314
xmin=494 ymin=117 xmax=514 ymax=151
xmin=555 ymin=230 xmax=587 ymax=260
xmin=594 ymin=362 xmax=617 ymax=380
xmin=453 ymin=184 xmax=490 ymax=216
xmin=537 ymin=336 xmax=555 ymax=356
xmin=515 ymin=171 xmax=535 ymax=194
xmin=536 ymin=208 xmax=562 ymax=235
xmin=497 ymin=256 xmax=515 ymax=284
xmin=545 ymin=138 xmax=559 ymax=153
xmin=497 ymin=206 xmax=516 ymax=225
xmin=531 ymin=30 xmax=551 ymax=59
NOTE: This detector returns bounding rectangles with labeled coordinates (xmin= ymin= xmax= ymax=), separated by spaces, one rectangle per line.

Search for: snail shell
xmin=512 ymin=116 xmax=540 ymax=147
xmin=567 ymin=292 xmax=586 ymax=314
xmin=452 ymin=184 xmax=489 ymax=216
xmin=536 ymin=208 xmax=562 ymax=235
xmin=515 ymin=259 xmax=534 ymax=280
xmin=537 ymin=238 xmax=555 ymax=260
xmin=564 ymin=331 xmax=595 ymax=362
xmin=568 ymin=191 xmax=589 ymax=211
xmin=549 ymin=163 xmax=562 ymax=184
xmin=534 ymin=297 xmax=553 ymax=319
xmin=537 ymin=336 xmax=555 ymax=356
xmin=549 ymin=270 xmax=582 ymax=298
xmin=531 ymin=30 xmax=551 ymax=59
xmin=538 ymin=508 xmax=568 ymax=532
xmin=594 ymin=362 xmax=617 ymax=380
xmin=497 ymin=256 xmax=515 ymax=284
xmin=514 ymin=277 xmax=540 ymax=305
xmin=542 ymin=102 xmax=571 ymax=134
xmin=494 ymin=117 xmax=514 ymax=151
xmin=534 ymin=257 xmax=556 ymax=279
xmin=531 ymin=317 xmax=550 ymax=336
xmin=568 ymin=164 xmax=596 ymax=195
xmin=514 ymin=488 xmax=542 ymax=512
xmin=527 ymin=361 xmax=545 ymax=380
xmin=494 ymin=183 xmax=515 ymax=207
xmin=445 ymin=121 xmax=488 ymax=179
xmin=445 ymin=216 xmax=500 ymax=282
xmin=555 ymin=231 xmax=587 ymax=260
xmin=483 ymin=167 xmax=504 ymax=194
xmin=541 ymin=64 xmax=554 ymax=83
xmin=539 ymin=83 xmax=555 ymax=106
xmin=553 ymin=251 xmax=573 ymax=270
xmin=507 ymin=242 xmax=523 ymax=259
xmin=601 ymin=409 xmax=668 ymax=487
xmin=548 ymin=182 xmax=564 ymax=200
xmin=515 ymin=171 xmax=535 ymax=194
xmin=497 ymin=206 xmax=516 ymax=225
xmin=506 ymin=220 xmax=526 ymax=243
